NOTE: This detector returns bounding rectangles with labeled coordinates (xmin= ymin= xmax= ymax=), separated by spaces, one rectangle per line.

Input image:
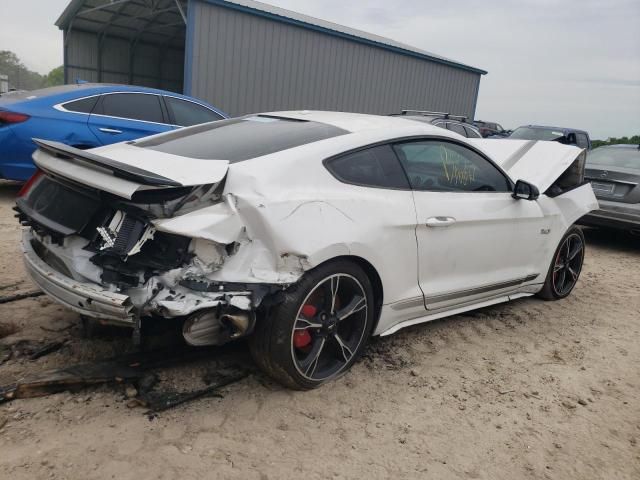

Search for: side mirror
xmin=512 ymin=180 xmax=540 ymax=200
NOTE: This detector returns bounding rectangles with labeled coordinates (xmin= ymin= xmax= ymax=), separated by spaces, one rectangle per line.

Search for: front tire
xmin=249 ymin=260 xmax=375 ymax=390
xmin=537 ymin=225 xmax=586 ymax=300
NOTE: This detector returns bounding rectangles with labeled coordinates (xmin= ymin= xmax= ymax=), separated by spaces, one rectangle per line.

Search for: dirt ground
xmin=0 ymin=179 xmax=638 ymax=480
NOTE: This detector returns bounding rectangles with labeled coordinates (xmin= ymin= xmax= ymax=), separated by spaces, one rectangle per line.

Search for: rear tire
xmin=249 ymin=260 xmax=375 ymax=390
xmin=537 ymin=225 xmax=585 ymax=300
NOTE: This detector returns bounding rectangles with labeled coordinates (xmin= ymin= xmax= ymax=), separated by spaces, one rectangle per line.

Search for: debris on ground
xmin=28 ymin=340 xmax=67 ymax=360
xmin=0 ymin=346 xmax=253 ymax=413
xmin=0 ymin=321 xmax=20 ymax=339
xmin=0 ymin=358 xmax=146 ymax=403
xmin=0 ymin=290 xmax=44 ymax=304
xmin=137 ymin=368 xmax=249 ymax=413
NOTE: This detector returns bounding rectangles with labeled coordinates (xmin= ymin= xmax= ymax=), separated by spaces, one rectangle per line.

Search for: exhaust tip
xmin=183 ymin=309 xmax=253 ymax=346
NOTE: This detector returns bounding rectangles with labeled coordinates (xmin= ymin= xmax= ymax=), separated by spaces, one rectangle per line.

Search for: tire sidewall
xmin=540 ymin=226 xmax=586 ymax=300
xmin=265 ymin=260 xmax=375 ymax=389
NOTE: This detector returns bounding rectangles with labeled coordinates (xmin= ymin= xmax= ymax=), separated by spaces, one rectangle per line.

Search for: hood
xmin=468 ymin=139 xmax=585 ymax=192
xmin=32 ymin=140 xmax=229 ymax=199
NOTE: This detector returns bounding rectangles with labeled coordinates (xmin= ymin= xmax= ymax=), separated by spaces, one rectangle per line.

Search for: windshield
xmin=587 ymin=147 xmax=640 ymax=170
xmin=509 ymin=127 xmax=566 ymax=141
xmin=136 ymin=115 xmax=348 ymax=162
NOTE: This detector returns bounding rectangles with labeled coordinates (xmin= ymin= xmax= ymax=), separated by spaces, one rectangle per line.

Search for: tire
xmin=249 ymin=259 xmax=375 ymax=390
xmin=537 ymin=225 xmax=586 ymax=300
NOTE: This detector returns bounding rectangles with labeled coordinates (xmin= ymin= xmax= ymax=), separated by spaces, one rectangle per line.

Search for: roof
xmin=56 ymin=0 xmax=188 ymax=48
xmin=56 ymin=0 xmax=487 ymax=75
xmin=262 ymin=110 xmax=451 ymax=135
xmin=0 ymin=83 xmax=214 ymax=107
xmin=520 ymin=125 xmax=590 ymax=135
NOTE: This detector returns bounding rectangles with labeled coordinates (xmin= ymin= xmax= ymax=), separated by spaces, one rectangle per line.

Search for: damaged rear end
xmin=16 ymin=139 xmax=270 ymax=346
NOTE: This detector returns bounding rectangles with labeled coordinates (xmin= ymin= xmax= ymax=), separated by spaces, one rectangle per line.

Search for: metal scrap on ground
xmin=0 ymin=346 xmax=253 ymax=412
xmin=0 ymin=290 xmax=44 ymax=304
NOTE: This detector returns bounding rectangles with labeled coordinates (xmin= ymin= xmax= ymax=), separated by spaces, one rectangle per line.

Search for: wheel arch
xmin=312 ymin=254 xmax=384 ymax=332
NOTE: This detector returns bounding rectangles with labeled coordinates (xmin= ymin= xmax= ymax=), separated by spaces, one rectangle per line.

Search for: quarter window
xmin=165 ymin=97 xmax=224 ymax=126
xmin=393 ymin=140 xmax=511 ymax=192
xmin=325 ymin=145 xmax=410 ymax=189
xmin=464 ymin=126 xmax=482 ymax=138
xmin=98 ymin=93 xmax=164 ymax=124
xmin=447 ymin=122 xmax=467 ymax=137
xmin=63 ymin=96 xmax=99 ymax=114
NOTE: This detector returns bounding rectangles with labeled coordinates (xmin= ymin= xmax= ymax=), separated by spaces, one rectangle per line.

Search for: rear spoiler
xmin=32 ymin=139 xmax=182 ymax=187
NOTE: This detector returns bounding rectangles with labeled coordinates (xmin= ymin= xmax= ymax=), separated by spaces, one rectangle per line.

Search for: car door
xmin=393 ymin=139 xmax=550 ymax=311
xmin=88 ymin=92 xmax=172 ymax=144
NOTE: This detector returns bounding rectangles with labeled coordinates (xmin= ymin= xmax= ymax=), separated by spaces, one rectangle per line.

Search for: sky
xmin=1 ymin=0 xmax=638 ymax=139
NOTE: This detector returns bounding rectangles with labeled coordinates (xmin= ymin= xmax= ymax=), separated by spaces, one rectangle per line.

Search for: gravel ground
xmin=0 ymin=180 xmax=638 ymax=480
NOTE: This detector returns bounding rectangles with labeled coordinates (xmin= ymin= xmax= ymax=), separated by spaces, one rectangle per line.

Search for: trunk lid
xmin=585 ymin=165 xmax=640 ymax=203
xmin=469 ymin=139 xmax=586 ymax=192
xmin=32 ymin=139 xmax=230 ymax=199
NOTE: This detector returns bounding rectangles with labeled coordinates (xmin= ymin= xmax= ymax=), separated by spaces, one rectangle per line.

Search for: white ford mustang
xmin=17 ymin=111 xmax=597 ymax=389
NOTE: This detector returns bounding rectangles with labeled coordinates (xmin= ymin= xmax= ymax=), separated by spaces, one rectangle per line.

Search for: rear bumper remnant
xmin=21 ymin=230 xmax=135 ymax=325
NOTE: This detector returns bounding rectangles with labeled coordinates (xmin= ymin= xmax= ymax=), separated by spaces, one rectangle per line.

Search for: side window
xmin=165 ymin=97 xmax=224 ymax=126
xmin=99 ymin=93 xmax=164 ymax=123
xmin=464 ymin=126 xmax=482 ymax=138
xmin=447 ymin=122 xmax=467 ymax=137
xmin=325 ymin=144 xmax=410 ymax=189
xmin=393 ymin=140 xmax=511 ymax=192
xmin=63 ymin=96 xmax=99 ymax=114
xmin=575 ymin=133 xmax=589 ymax=149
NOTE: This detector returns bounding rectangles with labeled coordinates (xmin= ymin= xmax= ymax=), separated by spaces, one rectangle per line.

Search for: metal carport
xmin=57 ymin=0 xmax=487 ymax=118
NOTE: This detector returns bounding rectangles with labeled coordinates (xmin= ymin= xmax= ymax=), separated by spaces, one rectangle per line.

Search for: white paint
xmin=26 ymin=111 xmax=597 ymax=335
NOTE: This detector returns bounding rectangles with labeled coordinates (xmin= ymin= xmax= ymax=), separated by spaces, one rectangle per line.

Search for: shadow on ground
xmin=583 ymin=226 xmax=639 ymax=254
xmin=0 ymin=180 xmax=22 ymax=201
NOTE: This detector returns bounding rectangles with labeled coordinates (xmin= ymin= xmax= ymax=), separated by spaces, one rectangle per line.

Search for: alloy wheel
xmin=552 ymin=233 xmax=584 ymax=296
xmin=291 ymin=273 xmax=369 ymax=381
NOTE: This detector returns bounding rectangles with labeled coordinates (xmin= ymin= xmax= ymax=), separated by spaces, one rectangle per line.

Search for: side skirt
xmin=377 ymin=291 xmax=536 ymax=337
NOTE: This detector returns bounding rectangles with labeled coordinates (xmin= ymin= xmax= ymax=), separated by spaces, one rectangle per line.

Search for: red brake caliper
xmin=294 ymin=304 xmax=317 ymax=349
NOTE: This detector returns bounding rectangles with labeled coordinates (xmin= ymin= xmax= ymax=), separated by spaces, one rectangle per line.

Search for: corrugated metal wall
xmin=64 ymin=30 xmax=184 ymax=92
xmin=188 ymin=1 xmax=481 ymax=118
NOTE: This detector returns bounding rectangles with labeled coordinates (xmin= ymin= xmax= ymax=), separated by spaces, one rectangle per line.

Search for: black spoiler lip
xmin=32 ymin=139 xmax=183 ymax=187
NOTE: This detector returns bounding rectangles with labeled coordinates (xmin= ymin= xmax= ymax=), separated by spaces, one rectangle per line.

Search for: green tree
xmin=592 ymin=135 xmax=640 ymax=148
xmin=0 ymin=50 xmax=46 ymax=90
xmin=44 ymin=66 xmax=64 ymax=87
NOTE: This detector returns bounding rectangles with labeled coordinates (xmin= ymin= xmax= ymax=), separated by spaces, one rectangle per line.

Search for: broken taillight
xmin=17 ymin=170 xmax=43 ymax=197
xmin=0 ymin=110 xmax=30 ymax=124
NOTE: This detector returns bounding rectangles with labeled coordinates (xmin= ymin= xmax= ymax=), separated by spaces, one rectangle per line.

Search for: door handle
xmin=426 ymin=216 xmax=456 ymax=227
xmin=99 ymin=127 xmax=123 ymax=134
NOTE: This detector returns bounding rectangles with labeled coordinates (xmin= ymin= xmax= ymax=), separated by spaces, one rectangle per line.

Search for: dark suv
xmin=390 ymin=110 xmax=482 ymax=138
xmin=473 ymin=120 xmax=509 ymax=138
xmin=509 ymin=125 xmax=592 ymax=150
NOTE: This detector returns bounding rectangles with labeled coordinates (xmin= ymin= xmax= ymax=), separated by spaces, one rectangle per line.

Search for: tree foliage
xmin=592 ymin=135 xmax=640 ymax=149
xmin=0 ymin=50 xmax=64 ymax=90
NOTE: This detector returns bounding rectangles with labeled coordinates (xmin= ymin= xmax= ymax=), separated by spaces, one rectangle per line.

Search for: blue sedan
xmin=0 ymin=83 xmax=227 ymax=181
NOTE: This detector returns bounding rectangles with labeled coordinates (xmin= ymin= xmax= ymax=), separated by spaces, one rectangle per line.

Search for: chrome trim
xmin=425 ymin=274 xmax=540 ymax=305
xmin=21 ymin=230 xmax=135 ymax=326
xmin=53 ymin=91 xmax=222 ymax=128
xmin=390 ymin=296 xmax=424 ymax=311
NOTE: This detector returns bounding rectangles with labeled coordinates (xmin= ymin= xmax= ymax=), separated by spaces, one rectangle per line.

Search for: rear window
xmin=510 ymin=127 xmax=566 ymax=141
xmin=136 ymin=115 xmax=348 ymax=162
xmin=587 ymin=147 xmax=640 ymax=170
